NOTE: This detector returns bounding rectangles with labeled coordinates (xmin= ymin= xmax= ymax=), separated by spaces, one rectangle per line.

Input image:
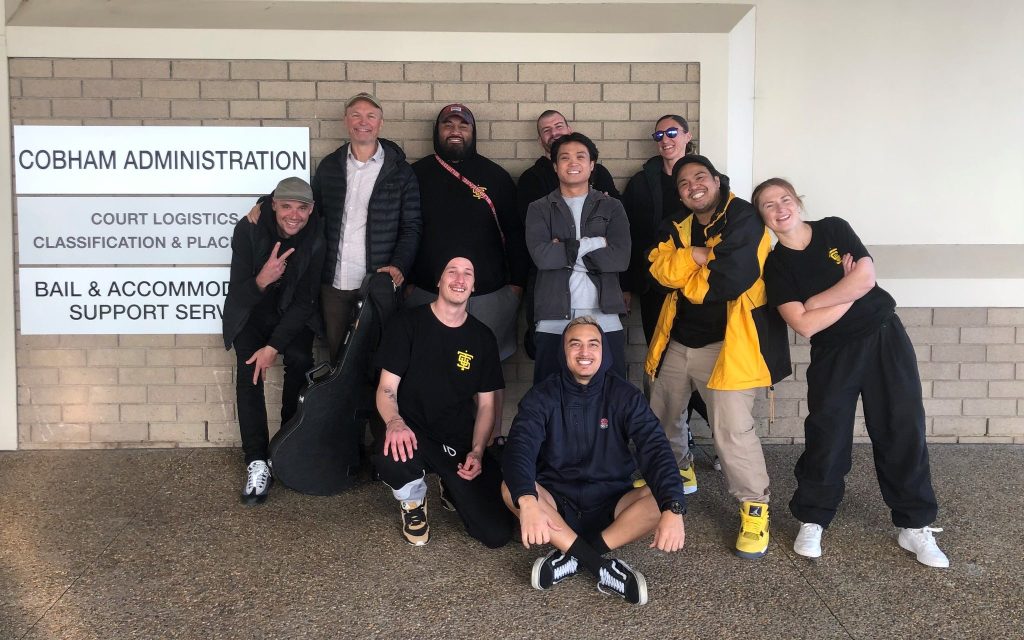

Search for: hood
xmin=557 ymin=321 xmax=614 ymax=392
xmin=432 ymin=113 xmax=478 ymax=161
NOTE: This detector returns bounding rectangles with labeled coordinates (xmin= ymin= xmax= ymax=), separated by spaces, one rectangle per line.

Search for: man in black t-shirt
xmin=373 ymin=256 xmax=514 ymax=548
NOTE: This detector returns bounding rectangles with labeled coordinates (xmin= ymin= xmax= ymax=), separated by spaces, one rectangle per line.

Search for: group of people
xmin=222 ymin=93 xmax=949 ymax=607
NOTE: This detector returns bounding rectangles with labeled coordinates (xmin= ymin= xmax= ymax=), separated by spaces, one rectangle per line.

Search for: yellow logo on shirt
xmin=828 ymin=248 xmax=842 ymax=264
xmin=456 ymin=350 xmax=474 ymax=371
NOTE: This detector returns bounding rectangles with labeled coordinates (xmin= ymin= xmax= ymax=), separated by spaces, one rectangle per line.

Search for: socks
xmin=587 ymin=533 xmax=611 ymax=555
xmin=567 ymin=537 xmax=607 ymax=577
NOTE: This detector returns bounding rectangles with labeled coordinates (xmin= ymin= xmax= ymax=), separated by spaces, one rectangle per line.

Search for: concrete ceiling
xmin=8 ymin=0 xmax=753 ymax=33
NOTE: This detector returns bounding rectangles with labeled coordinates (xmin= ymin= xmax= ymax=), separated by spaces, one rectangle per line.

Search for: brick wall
xmin=8 ymin=58 xmax=1023 ymax=448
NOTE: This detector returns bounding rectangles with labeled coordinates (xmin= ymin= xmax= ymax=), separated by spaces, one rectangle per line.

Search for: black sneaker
xmin=438 ymin=478 xmax=456 ymax=512
xmin=400 ymin=500 xmax=429 ymax=546
xmin=597 ymin=558 xmax=648 ymax=605
xmin=530 ymin=550 xmax=579 ymax=590
xmin=241 ymin=460 xmax=272 ymax=506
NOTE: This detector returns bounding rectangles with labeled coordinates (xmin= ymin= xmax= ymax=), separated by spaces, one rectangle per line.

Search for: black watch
xmin=662 ymin=500 xmax=685 ymax=515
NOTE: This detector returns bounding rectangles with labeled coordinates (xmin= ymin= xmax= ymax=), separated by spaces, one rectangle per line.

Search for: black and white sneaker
xmin=597 ymin=558 xmax=648 ymax=605
xmin=530 ymin=550 xmax=579 ymax=590
xmin=241 ymin=460 xmax=272 ymax=505
xmin=438 ymin=478 xmax=456 ymax=512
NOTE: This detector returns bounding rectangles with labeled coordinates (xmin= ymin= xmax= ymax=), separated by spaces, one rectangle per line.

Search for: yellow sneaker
xmin=632 ymin=477 xmax=647 ymax=489
xmin=736 ymin=501 xmax=769 ymax=559
xmin=680 ymin=466 xmax=697 ymax=495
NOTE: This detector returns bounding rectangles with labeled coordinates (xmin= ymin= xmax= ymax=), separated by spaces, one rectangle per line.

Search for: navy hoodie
xmin=503 ymin=324 xmax=686 ymax=512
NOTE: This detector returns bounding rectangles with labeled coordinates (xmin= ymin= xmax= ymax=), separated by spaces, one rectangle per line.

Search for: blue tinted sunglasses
xmin=652 ymin=127 xmax=683 ymax=142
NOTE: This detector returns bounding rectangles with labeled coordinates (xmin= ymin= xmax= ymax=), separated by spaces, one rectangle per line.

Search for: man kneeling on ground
xmin=501 ymin=317 xmax=686 ymax=605
xmin=373 ymin=256 xmax=514 ymax=548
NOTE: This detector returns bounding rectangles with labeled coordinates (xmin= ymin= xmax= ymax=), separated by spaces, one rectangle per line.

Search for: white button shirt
xmin=333 ymin=142 xmax=385 ymax=290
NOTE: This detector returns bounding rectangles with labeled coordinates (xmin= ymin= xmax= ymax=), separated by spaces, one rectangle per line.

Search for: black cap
xmin=671 ymin=154 xmax=721 ymax=182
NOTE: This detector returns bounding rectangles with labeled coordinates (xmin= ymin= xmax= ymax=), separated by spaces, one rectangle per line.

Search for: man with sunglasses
xmin=517 ymin=110 xmax=620 ymax=360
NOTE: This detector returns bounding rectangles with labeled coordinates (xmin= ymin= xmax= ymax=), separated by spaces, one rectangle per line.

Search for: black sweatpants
xmin=372 ymin=431 xmax=514 ymax=549
xmin=234 ymin=315 xmax=315 ymax=464
xmin=790 ymin=314 xmax=938 ymax=529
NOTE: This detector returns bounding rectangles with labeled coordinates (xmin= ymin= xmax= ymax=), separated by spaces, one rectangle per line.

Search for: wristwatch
xmin=662 ymin=500 xmax=685 ymax=515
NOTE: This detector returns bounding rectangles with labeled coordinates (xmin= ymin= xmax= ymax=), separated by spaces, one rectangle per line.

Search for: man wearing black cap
xmin=373 ymin=256 xmax=513 ymax=548
xmin=224 ymin=177 xmax=325 ymax=505
xmin=644 ymin=155 xmax=791 ymax=559
xmin=249 ymin=92 xmax=421 ymax=364
xmin=407 ymin=104 xmax=530 ymax=439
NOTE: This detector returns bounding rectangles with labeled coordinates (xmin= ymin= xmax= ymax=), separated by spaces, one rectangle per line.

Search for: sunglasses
xmin=652 ymin=127 xmax=684 ymax=142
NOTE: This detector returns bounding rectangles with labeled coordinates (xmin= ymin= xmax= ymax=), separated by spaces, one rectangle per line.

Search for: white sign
xmin=18 ymin=196 xmax=251 ymax=265
xmin=13 ymin=126 xmax=309 ymax=195
xmin=19 ymin=267 xmax=231 ymax=335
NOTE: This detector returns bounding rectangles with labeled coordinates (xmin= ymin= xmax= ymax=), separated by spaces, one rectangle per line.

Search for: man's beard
xmin=439 ymin=138 xmax=471 ymax=162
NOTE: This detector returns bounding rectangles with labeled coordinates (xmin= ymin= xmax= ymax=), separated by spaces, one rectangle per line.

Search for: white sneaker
xmin=897 ymin=526 xmax=949 ymax=568
xmin=241 ymin=460 xmax=272 ymax=505
xmin=793 ymin=522 xmax=823 ymax=558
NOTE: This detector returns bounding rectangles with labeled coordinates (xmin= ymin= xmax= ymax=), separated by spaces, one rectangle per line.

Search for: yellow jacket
xmin=644 ymin=193 xmax=791 ymax=390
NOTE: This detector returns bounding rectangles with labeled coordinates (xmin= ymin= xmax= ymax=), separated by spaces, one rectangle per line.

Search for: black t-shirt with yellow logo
xmin=764 ymin=217 xmax=895 ymax=347
xmin=376 ymin=304 xmax=504 ymax=449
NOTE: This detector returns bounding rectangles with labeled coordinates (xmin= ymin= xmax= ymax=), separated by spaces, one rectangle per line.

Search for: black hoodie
xmin=409 ymin=118 xmax=529 ymax=296
xmin=503 ymin=323 xmax=686 ymax=512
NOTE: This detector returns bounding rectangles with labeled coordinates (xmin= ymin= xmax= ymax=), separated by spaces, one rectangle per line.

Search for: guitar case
xmin=269 ymin=272 xmax=399 ymax=495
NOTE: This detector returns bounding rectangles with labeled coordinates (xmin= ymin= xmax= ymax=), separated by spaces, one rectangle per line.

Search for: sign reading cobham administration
xmin=20 ymin=268 xmax=231 ymax=334
xmin=13 ymin=125 xmax=310 ymax=334
xmin=14 ymin=126 xmax=309 ymax=195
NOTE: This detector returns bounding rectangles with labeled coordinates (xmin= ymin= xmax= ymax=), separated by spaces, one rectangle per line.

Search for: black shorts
xmin=550 ymin=488 xmax=631 ymax=538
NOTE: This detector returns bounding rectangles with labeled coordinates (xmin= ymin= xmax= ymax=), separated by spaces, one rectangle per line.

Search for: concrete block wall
xmin=9 ymin=58 xmax=1023 ymax=448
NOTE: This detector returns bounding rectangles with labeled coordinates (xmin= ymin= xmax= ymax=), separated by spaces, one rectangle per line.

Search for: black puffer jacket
xmin=314 ymin=138 xmax=421 ymax=284
xmin=260 ymin=138 xmax=421 ymax=285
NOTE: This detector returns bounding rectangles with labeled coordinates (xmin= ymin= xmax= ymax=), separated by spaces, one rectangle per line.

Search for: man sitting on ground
xmin=501 ymin=317 xmax=686 ymax=605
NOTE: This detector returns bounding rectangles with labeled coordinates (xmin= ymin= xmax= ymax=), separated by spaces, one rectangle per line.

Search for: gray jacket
xmin=525 ymin=189 xmax=631 ymax=321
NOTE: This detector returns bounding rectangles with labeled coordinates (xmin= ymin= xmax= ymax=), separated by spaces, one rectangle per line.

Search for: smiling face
xmin=564 ymin=323 xmax=603 ymax=385
xmin=554 ymin=141 xmax=595 ymax=190
xmin=272 ymin=199 xmax=314 ymax=238
xmin=345 ymin=99 xmax=383 ymax=146
xmin=537 ymin=112 xmax=572 ymax=155
xmin=755 ymin=184 xmax=803 ymax=235
xmin=439 ymin=115 xmax=473 ymax=161
xmin=436 ymin=257 xmax=475 ymax=306
xmin=655 ymin=116 xmax=692 ymax=165
xmin=676 ymin=162 xmax=721 ymax=216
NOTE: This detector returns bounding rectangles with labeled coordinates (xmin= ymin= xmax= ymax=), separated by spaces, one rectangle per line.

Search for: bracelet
xmin=386 ymin=416 xmax=405 ymax=427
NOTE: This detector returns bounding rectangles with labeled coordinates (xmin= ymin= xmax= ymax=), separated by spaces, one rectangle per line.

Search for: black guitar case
xmin=269 ymin=273 xmax=399 ymax=495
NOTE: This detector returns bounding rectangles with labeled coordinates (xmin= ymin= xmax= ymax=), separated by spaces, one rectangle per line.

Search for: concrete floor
xmin=1 ymin=444 xmax=1021 ymax=640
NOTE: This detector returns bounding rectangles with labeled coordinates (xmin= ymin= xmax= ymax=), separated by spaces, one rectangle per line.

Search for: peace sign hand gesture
xmin=255 ymin=242 xmax=295 ymax=291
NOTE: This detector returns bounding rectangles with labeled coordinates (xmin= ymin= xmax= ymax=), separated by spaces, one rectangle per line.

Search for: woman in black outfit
xmin=753 ymin=177 xmax=948 ymax=568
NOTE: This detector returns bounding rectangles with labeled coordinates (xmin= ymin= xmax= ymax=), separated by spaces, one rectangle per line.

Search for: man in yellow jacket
xmin=645 ymin=155 xmax=791 ymax=558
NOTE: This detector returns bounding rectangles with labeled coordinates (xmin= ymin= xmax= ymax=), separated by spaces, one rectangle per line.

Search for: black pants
xmin=790 ymin=314 xmax=938 ymax=529
xmin=320 ymin=285 xmax=359 ymax=365
xmin=533 ymin=329 xmax=627 ymax=384
xmin=372 ymin=431 xmax=514 ymax=549
xmin=234 ymin=316 xmax=315 ymax=464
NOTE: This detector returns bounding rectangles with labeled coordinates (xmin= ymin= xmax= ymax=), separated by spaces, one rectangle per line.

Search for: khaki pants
xmin=649 ymin=340 xmax=770 ymax=503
